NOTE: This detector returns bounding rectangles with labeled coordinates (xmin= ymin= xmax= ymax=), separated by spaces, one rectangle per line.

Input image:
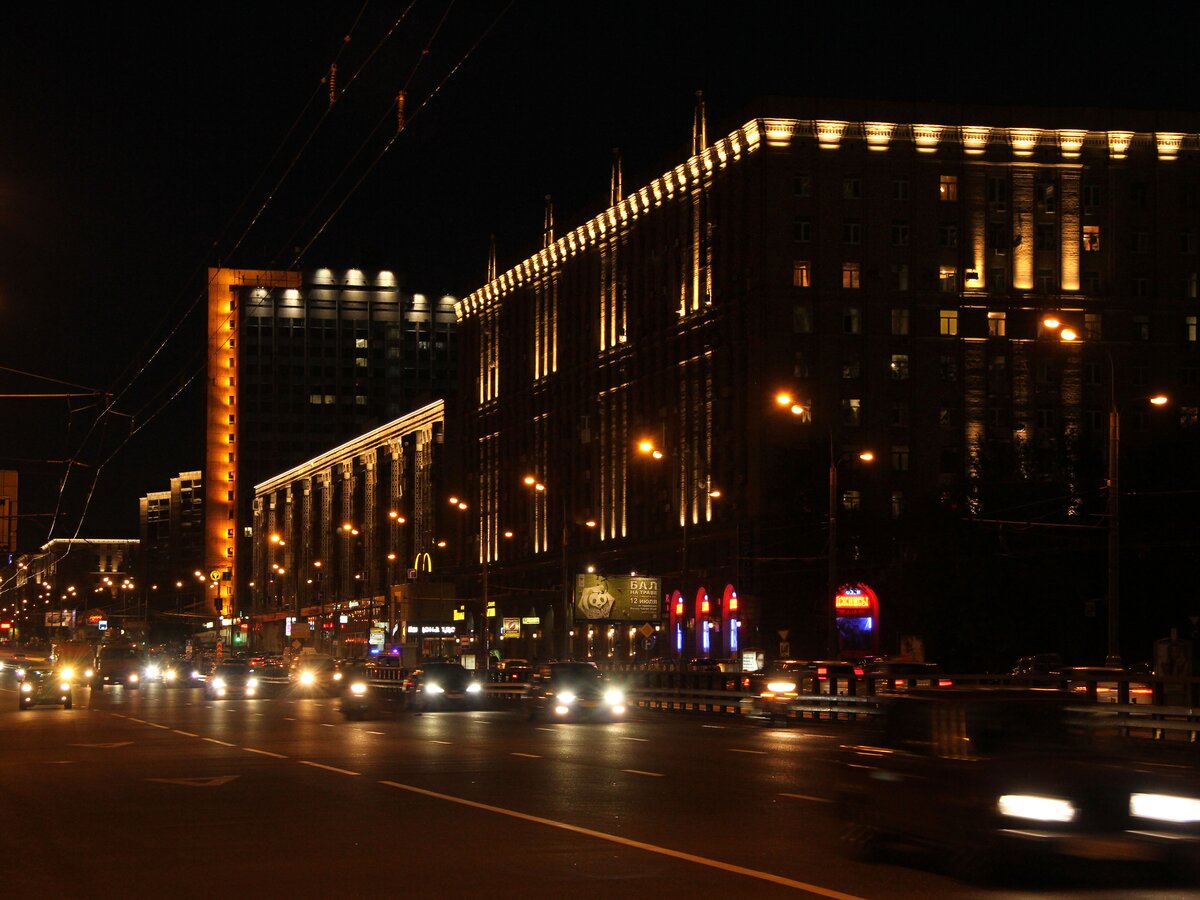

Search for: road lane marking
xmin=622 ymin=769 xmax=664 ymax=777
xmin=70 ymin=742 xmax=132 ymax=748
xmin=203 ymin=738 xmax=236 ymax=747
xmin=320 ymin=723 xmax=335 ymax=728
xmin=244 ymin=747 xmax=288 ymax=759
xmin=366 ymin=731 xmax=385 ymax=735
xmin=535 ymin=727 xmax=557 ymax=732
xmin=377 ymin=780 xmax=866 ymax=899
xmin=147 ymin=776 xmax=239 ymax=787
xmin=618 ymin=736 xmax=648 ymax=742
xmin=511 ymin=752 xmax=541 ymax=758
xmin=701 ymin=725 xmax=725 ymax=729
xmin=173 ymin=730 xmax=198 ymax=737
xmin=300 ymin=761 xmax=360 ymax=776
xmin=780 ymin=793 xmax=832 ymax=803
xmin=729 ymin=748 xmax=766 ymax=755
xmin=283 ymin=717 xmax=296 ymax=721
xmin=147 ymin=723 xmax=170 ymax=729
xmin=127 ymin=718 xmax=146 ymax=724
xmin=429 ymin=740 xmax=452 ymax=745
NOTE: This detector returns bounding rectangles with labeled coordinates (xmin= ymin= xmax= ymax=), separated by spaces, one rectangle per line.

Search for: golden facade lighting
xmin=1156 ymin=132 xmax=1184 ymax=161
xmin=1108 ymin=131 xmax=1133 ymax=159
xmin=1009 ymin=128 xmax=1040 ymax=157
xmin=961 ymin=126 xmax=991 ymax=155
xmin=863 ymin=122 xmax=895 ymax=151
xmin=1057 ymin=129 xmax=1086 ymax=159
xmin=912 ymin=124 xmax=942 ymax=153
xmin=762 ymin=118 xmax=795 ymax=147
xmin=815 ymin=120 xmax=847 ymax=150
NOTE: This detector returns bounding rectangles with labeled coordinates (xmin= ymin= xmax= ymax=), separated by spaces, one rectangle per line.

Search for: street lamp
xmin=1047 ymin=317 xmax=1169 ymax=665
xmin=774 ymin=393 xmax=873 ymax=657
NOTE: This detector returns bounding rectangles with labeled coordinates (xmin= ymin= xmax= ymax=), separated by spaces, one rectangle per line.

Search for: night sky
xmin=2 ymin=2 xmax=1198 ymax=547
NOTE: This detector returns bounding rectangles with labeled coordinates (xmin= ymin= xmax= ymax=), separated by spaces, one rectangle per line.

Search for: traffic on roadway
xmin=1 ymin=653 xmax=1197 ymax=898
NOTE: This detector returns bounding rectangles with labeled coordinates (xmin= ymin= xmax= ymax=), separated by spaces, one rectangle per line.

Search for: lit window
xmin=792 ymin=260 xmax=811 ymax=288
xmin=889 ymin=354 xmax=910 ymax=380
xmin=939 ymin=175 xmax=958 ymax=201
xmin=1188 ymin=316 xmax=1198 ymax=343
xmin=355 ymin=338 xmax=368 ymax=348
xmin=939 ymin=309 xmax=959 ymax=336
xmin=939 ymin=267 xmax=957 ymax=293
xmin=987 ymin=311 xmax=1006 ymax=337
xmin=355 ymin=395 xmax=367 ymax=406
xmin=355 ymin=357 xmax=368 ymax=368
xmin=309 ymin=394 xmax=323 ymax=404
xmin=842 ymin=399 xmax=862 ymax=426
xmin=842 ymin=263 xmax=861 ymax=290
xmin=891 ymin=308 xmax=910 ymax=335
xmin=1083 ymin=225 xmax=1101 ymax=252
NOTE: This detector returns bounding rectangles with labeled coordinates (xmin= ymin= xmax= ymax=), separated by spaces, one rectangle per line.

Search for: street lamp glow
xmin=1150 ymin=395 xmax=1169 ymax=406
xmin=859 ymin=451 xmax=875 ymax=462
xmin=534 ymin=482 xmax=546 ymax=492
xmin=775 ymin=391 xmax=793 ymax=407
xmin=503 ymin=530 xmax=514 ymax=539
xmin=1043 ymin=316 xmax=1061 ymax=330
xmin=449 ymin=496 xmax=459 ymax=506
xmin=790 ymin=404 xmax=806 ymax=416
xmin=651 ymin=450 xmax=664 ymax=460
xmin=523 ymin=475 xmax=537 ymax=486
xmin=457 ymin=502 xmax=468 ymax=510
xmin=270 ymin=533 xmax=281 ymax=543
xmin=436 ymin=540 xmax=447 ymax=548
xmin=1060 ymin=328 xmax=1079 ymax=342
xmin=637 ymin=439 xmax=655 ymax=455
xmin=342 ymin=523 xmax=353 ymax=532
xmin=584 ymin=519 xmax=597 ymax=528
xmin=708 ymin=489 xmax=722 ymax=499
xmin=386 ymin=553 xmax=397 ymax=561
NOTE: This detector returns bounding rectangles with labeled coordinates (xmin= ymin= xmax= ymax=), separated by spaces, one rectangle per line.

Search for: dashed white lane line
xmin=320 ymin=723 xmax=336 ymax=728
xmin=366 ymin=731 xmax=385 ymax=735
xmin=378 ymin=780 xmax=866 ymax=899
xmin=127 ymin=718 xmax=146 ymax=724
xmin=780 ymin=793 xmax=832 ymax=803
xmin=299 ymin=761 xmax=359 ymax=776
xmin=511 ymin=752 xmax=541 ymax=758
xmin=429 ymin=739 xmax=452 ymax=745
xmin=244 ymin=747 xmax=288 ymax=759
xmin=173 ymin=730 xmax=198 ymax=737
xmin=203 ymin=738 xmax=236 ymax=747
xmin=110 ymin=713 xmax=127 ymax=718
xmin=283 ymin=717 xmax=296 ymax=721
xmin=729 ymin=748 xmax=766 ymax=755
xmin=618 ymin=736 xmax=648 ymax=742
xmin=534 ymin=727 xmax=557 ymax=732
xmin=701 ymin=724 xmax=725 ymax=729
xmin=622 ymin=768 xmax=664 ymax=777
xmin=147 ymin=723 xmax=170 ymax=729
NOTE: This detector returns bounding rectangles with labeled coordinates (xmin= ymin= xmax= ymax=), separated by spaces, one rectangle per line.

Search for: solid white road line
xmin=203 ymin=738 xmax=236 ymax=747
xmin=780 ymin=793 xmax=832 ymax=803
xmin=244 ymin=747 xmax=288 ymax=759
xmin=622 ymin=768 xmax=664 ymax=777
xmin=147 ymin=723 xmax=170 ymax=729
xmin=377 ymin=780 xmax=866 ymax=899
xmin=299 ymin=760 xmax=359 ymax=776
xmin=173 ymin=730 xmax=198 ymax=737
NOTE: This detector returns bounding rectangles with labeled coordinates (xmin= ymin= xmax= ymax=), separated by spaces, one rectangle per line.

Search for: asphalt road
xmin=1 ymin=672 xmax=1196 ymax=900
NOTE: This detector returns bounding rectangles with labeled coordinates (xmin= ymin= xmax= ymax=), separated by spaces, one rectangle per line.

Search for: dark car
xmin=19 ymin=665 xmax=73 ymax=710
xmin=93 ymin=645 xmax=143 ymax=690
xmin=404 ymin=662 xmax=481 ymax=713
xmin=743 ymin=659 xmax=863 ymax=723
xmin=331 ymin=658 xmax=367 ymax=689
xmin=340 ymin=661 xmax=412 ymax=720
xmin=524 ymin=662 xmax=627 ymax=722
xmin=204 ymin=661 xmax=260 ymax=699
xmin=865 ymin=660 xmax=949 ymax=692
xmin=291 ymin=655 xmax=337 ymax=692
xmin=836 ymin=690 xmax=1200 ymax=881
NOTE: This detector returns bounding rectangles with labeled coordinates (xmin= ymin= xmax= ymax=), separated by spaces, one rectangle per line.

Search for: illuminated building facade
xmin=250 ymin=400 xmax=446 ymax=656
xmin=205 ymin=268 xmax=457 ymax=617
xmin=454 ymin=101 xmax=1200 ymax=664
xmin=0 ymin=469 xmax=16 ymax=559
xmin=137 ymin=470 xmax=203 ymax=608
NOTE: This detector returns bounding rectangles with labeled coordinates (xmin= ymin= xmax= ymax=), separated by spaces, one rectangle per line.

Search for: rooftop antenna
xmin=610 ymin=148 xmax=623 ymax=206
xmin=692 ymin=90 xmax=707 ymax=156
xmin=486 ymin=235 xmax=497 ymax=283
xmin=542 ymin=195 xmax=554 ymax=249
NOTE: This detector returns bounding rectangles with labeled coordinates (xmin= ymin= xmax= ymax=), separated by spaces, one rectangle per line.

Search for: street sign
xmin=779 ymin=641 xmax=790 ymax=657
xmin=777 ymin=629 xmax=790 ymax=641
xmin=502 ymin=617 xmax=521 ymax=639
xmin=97 ymin=620 xmax=108 ymax=631
xmin=209 ymin=570 xmax=221 ymax=582
xmin=640 ymin=623 xmax=655 ymax=638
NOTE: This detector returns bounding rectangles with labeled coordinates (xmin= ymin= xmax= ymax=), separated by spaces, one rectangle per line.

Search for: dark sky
xmin=2 ymin=2 xmax=1198 ymax=548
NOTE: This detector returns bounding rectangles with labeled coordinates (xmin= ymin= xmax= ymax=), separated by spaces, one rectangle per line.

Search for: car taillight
xmin=938 ymin=679 xmax=954 ymax=687
xmin=817 ymin=667 xmax=827 ymax=676
xmin=853 ymin=667 xmax=864 ymax=676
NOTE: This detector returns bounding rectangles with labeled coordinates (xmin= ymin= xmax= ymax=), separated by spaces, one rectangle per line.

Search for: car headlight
xmin=299 ymin=671 xmax=315 ymax=686
xmin=192 ymin=669 xmax=201 ymax=679
xmin=604 ymin=688 xmax=624 ymax=705
xmin=333 ymin=672 xmax=343 ymax=681
xmin=425 ymin=683 xmax=445 ymax=694
xmin=21 ymin=683 xmax=32 ymax=693
xmin=1131 ymin=793 xmax=1200 ymax=823
xmin=60 ymin=667 xmax=75 ymax=681
xmin=60 ymin=682 xmax=71 ymax=691
xmin=998 ymin=794 xmax=1077 ymax=823
xmin=350 ymin=681 xmax=368 ymax=696
xmin=16 ymin=668 xmax=26 ymax=678
xmin=246 ymin=677 xmax=259 ymax=689
xmin=557 ymin=691 xmax=576 ymax=704
xmin=164 ymin=669 xmax=177 ymax=681
xmin=467 ymin=682 xmax=482 ymax=694
xmin=128 ymin=673 xmax=139 ymax=682
xmin=211 ymin=677 xmax=226 ymax=690
xmin=766 ymin=680 xmax=797 ymax=694
xmin=145 ymin=665 xmax=160 ymax=679
xmin=84 ymin=668 xmax=94 ymax=679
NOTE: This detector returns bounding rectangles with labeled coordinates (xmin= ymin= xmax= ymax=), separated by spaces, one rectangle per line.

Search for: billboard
xmin=574 ymin=574 xmax=662 ymax=622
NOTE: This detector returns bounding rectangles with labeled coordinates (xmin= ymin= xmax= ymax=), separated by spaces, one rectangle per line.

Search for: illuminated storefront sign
xmin=835 ymin=595 xmax=871 ymax=609
xmin=405 ymin=625 xmax=457 ymax=636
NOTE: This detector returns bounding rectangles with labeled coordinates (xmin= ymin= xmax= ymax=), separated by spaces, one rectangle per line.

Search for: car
xmin=19 ymin=665 xmax=73 ymax=710
xmin=1011 ymin=653 xmax=1065 ymax=676
xmin=743 ymin=659 xmax=864 ymax=723
xmin=404 ymin=662 xmax=482 ymax=713
xmin=93 ymin=644 xmax=144 ymax=690
xmin=291 ymin=655 xmax=337 ymax=692
xmin=1064 ymin=666 xmax=1155 ymax=704
xmin=524 ymin=661 xmax=627 ymax=722
xmin=204 ymin=660 xmax=260 ymax=699
xmin=865 ymin=660 xmax=949 ymax=692
xmin=331 ymin=658 xmax=367 ymax=688
xmin=835 ymin=690 xmax=1200 ymax=881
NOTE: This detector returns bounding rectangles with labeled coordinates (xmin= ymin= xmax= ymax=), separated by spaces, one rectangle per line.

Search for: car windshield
xmin=216 ymin=664 xmax=248 ymax=676
xmin=100 ymin=648 xmax=140 ymax=660
xmin=423 ymin=665 xmax=468 ymax=684
xmin=551 ymin=663 xmax=603 ymax=684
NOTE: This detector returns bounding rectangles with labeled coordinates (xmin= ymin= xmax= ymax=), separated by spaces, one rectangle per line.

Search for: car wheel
xmin=63 ymin=697 xmax=73 ymax=710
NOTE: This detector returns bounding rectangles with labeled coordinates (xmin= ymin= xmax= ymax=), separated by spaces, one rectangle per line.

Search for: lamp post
xmin=774 ymin=392 xmax=873 ymax=657
xmin=1046 ymin=317 xmax=1169 ymax=666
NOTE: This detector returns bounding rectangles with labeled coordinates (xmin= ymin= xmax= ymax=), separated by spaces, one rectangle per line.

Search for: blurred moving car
xmin=865 ymin=660 xmax=949 ymax=692
xmin=331 ymin=658 xmax=366 ymax=688
xmin=1064 ymin=666 xmax=1155 ymax=704
xmin=836 ymin=690 xmax=1200 ymax=880
xmin=404 ymin=662 xmax=481 ymax=713
xmin=1011 ymin=654 xmax=1065 ymax=676
xmin=291 ymin=655 xmax=337 ymax=692
xmin=204 ymin=660 xmax=259 ymax=699
xmin=19 ymin=665 xmax=73 ymax=710
xmin=524 ymin=662 xmax=626 ymax=721
xmin=93 ymin=644 xmax=143 ymax=690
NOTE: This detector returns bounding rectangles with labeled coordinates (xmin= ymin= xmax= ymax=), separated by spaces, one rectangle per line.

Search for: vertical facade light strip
xmin=1012 ymin=171 xmax=1035 ymax=290
xmin=1060 ymin=170 xmax=1082 ymax=292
